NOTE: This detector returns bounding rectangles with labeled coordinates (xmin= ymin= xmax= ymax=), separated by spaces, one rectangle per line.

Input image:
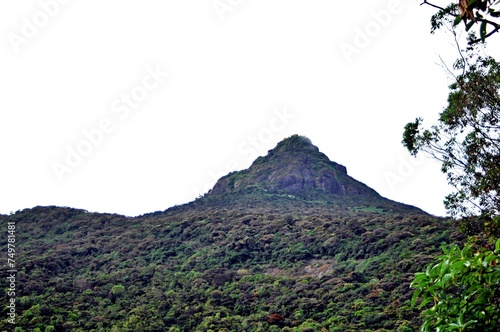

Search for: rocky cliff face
xmin=210 ymin=135 xmax=379 ymax=198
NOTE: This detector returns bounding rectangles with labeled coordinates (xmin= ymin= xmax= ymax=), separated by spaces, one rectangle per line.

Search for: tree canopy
xmin=403 ymin=51 xmax=500 ymax=223
xmin=406 ymin=1 xmax=500 ymax=331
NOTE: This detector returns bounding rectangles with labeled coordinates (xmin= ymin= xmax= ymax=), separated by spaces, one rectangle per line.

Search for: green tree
xmin=403 ymin=50 xmax=500 ymax=225
xmin=111 ymin=284 xmax=126 ymax=297
xmin=405 ymin=2 xmax=500 ymax=331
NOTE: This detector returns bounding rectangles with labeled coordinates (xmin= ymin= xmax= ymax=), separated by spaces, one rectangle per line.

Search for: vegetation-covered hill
xmin=1 ymin=135 xmax=463 ymax=331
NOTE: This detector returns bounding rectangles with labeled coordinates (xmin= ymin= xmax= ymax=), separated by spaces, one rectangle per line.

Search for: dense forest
xmin=2 ymin=0 xmax=500 ymax=331
xmin=0 ymin=135 xmax=465 ymax=331
xmin=1 ymin=191 xmax=462 ymax=331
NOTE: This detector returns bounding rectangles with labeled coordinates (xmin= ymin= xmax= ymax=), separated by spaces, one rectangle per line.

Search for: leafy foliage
xmin=406 ymin=2 xmax=500 ymax=331
xmin=403 ymin=50 xmax=500 ymax=222
xmin=424 ymin=0 xmax=500 ymax=43
xmin=411 ymin=239 xmax=500 ymax=331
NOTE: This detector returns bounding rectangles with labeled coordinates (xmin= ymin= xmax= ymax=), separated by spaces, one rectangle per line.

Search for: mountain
xmin=210 ymin=135 xmax=374 ymax=197
xmin=0 ymin=135 xmax=462 ymax=332
xmin=206 ymin=134 xmax=423 ymax=214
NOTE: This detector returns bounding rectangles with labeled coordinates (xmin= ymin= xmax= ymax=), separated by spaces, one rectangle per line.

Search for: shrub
xmin=411 ymin=239 xmax=500 ymax=331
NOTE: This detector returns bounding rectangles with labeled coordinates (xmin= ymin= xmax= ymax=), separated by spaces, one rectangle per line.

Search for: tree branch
xmin=469 ymin=20 xmax=500 ymax=44
xmin=421 ymin=1 xmax=447 ymax=11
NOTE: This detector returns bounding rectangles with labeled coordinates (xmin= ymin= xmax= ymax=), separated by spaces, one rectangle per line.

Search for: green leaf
xmin=485 ymin=253 xmax=497 ymax=264
xmin=463 ymin=320 xmax=478 ymax=328
xmin=441 ymin=243 xmax=450 ymax=255
xmin=465 ymin=20 xmax=475 ymax=31
xmin=411 ymin=288 xmax=422 ymax=307
xmin=441 ymin=273 xmax=453 ymax=285
xmin=411 ymin=273 xmax=427 ymax=287
xmin=439 ymin=259 xmax=450 ymax=277
xmin=495 ymin=238 xmax=500 ymax=253
xmin=480 ymin=20 xmax=487 ymax=42
xmin=451 ymin=259 xmax=465 ymax=271
xmin=419 ymin=297 xmax=433 ymax=309
xmin=453 ymin=15 xmax=463 ymax=26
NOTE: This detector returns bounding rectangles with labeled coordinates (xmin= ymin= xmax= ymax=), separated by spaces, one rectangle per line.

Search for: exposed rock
xmin=210 ymin=134 xmax=378 ymax=198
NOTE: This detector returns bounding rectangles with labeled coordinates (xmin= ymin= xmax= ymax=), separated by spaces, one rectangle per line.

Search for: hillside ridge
xmin=0 ymin=134 xmax=457 ymax=331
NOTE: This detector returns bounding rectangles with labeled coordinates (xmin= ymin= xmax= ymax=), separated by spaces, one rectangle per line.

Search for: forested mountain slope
xmin=0 ymin=135 xmax=463 ymax=331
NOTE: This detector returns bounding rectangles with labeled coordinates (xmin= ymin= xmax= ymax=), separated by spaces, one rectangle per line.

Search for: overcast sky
xmin=1 ymin=1 xmax=498 ymax=217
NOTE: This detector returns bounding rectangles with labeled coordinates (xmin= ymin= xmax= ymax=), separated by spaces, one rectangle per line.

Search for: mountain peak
xmin=209 ymin=135 xmax=378 ymax=198
xmin=271 ymin=134 xmax=318 ymax=153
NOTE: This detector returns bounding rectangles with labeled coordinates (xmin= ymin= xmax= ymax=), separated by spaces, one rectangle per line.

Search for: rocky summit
xmin=207 ymin=134 xmax=420 ymax=214
xmin=211 ymin=135 xmax=378 ymax=197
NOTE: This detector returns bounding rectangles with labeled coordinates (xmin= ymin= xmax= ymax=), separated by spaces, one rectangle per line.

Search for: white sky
xmin=1 ymin=0 xmax=497 ymax=217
